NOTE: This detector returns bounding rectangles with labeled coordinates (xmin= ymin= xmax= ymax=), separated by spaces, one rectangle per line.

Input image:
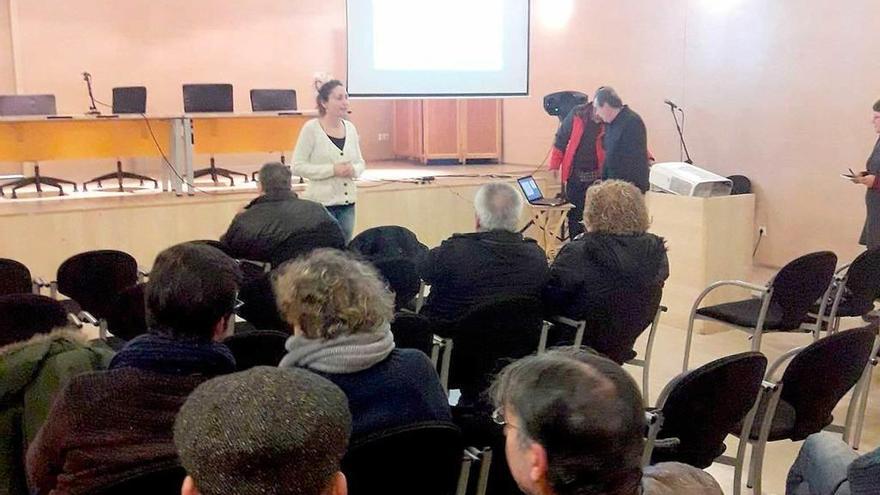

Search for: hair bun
xmin=313 ymin=72 xmax=334 ymax=93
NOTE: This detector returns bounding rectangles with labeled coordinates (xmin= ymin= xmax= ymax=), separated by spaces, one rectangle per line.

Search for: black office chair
xmin=53 ymin=250 xmax=140 ymax=337
xmin=342 ymin=421 xmax=482 ymax=495
xmin=83 ymin=87 xmax=159 ymax=192
xmin=732 ymin=327 xmax=876 ymax=495
xmin=683 ymin=251 xmax=838 ymax=370
xmin=223 ymin=329 xmax=289 ymax=371
xmin=0 ymin=293 xmax=70 ymax=347
xmin=0 ymin=258 xmax=38 ymax=296
xmin=728 ymin=175 xmax=752 ymax=195
xmin=250 ymin=89 xmax=297 ymax=112
xmin=105 ymin=283 xmax=147 ymax=348
xmin=543 ymin=91 xmax=589 ymax=122
xmin=237 ymin=271 xmax=291 ymax=332
xmin=644 ymin=352 xmax=767 ymax=495
xmin=349 ymin=226 xmax=429 ymax=310
xmin=390 ymin=312 xmax=436 ymax=361
xmin=183 ymin=83 xmax=248 ymax=186
xmin=439 ymin=297 xmax=545 ymax=402
xmin=92 ymin=465 xmax=187 ymax=495
xmin=811 ymin=247 xmax=880 ymax=334
xmin=0 ymin=94 xmax=79 ymax=199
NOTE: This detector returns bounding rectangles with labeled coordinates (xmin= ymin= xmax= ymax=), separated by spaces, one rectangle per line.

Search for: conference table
xmin=0 ymin=114 xmax=188 ymax=194
xmin=0 ymin=111 xmax=315 ymax=195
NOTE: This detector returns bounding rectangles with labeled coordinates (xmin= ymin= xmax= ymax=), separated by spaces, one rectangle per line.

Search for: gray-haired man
xmin=418 ymin=181 xmax=549 ymax=323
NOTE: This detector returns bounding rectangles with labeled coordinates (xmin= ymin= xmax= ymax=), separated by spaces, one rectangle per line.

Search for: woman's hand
xmin=855 ymin=174 xmax=877 ymax=187
xmin=334 ymin=162 xmax=355 ymax=178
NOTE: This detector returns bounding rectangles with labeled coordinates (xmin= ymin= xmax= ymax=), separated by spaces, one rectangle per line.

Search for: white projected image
xmin=372 ymin=0 xmax=503 ymax=71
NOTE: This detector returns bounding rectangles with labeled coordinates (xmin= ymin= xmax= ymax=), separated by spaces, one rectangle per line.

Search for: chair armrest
xmin=549 ymin=314 xmax=583 ymax=328
xmin=659 ymin=305 xmax=668 ymax=313
xmin=78 ymin=311 xmax=99 ymax=325
xmin=137 ymin=266 xmax=150 ymax=282
xmin=691 ymin=280 xmax=769 ymax=315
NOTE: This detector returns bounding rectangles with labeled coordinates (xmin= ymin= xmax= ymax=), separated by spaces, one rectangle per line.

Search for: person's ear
xmin=528 ymin=442 xmax=549 ymax=485
xmin=324 ymin=471 xmax=347 ymax=495
xmin=212 ymin=313 xmax=234 ymax=342
xmin=181 ymin=475 xmax=201 ymax=495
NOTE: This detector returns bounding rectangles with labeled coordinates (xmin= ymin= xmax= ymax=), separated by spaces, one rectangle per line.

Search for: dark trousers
xmin=564 ymin=170 xmax=601 ymax=239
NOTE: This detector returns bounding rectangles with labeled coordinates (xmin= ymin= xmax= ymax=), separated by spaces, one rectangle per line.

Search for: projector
xmin=649 ymin=162 xmax=732 ymax=197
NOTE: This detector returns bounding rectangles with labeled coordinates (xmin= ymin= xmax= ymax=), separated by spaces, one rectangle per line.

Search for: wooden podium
xmin=646 ymin=192 xmax=756 ymax=333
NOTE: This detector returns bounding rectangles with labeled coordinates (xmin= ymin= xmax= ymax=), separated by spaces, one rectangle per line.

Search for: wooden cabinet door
xmin=392 ymin=100 xmax=423 ymax=160
xmin=461 ymin=99 xmax=501 ymax=160
xmin=422 ymin=99 xmax=461 ymax=162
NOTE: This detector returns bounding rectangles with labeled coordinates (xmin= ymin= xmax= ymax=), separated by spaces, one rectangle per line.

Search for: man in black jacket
xmin=594 ymin=86 xmax=650 ymax=192
xmin=221 ymin=162 xmax=345 ymax=267
xmin=418 ymin=182 xmax=549 ymax=324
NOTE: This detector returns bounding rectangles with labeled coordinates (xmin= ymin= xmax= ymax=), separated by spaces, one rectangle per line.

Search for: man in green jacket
xmin=0 ymin=330 xmax=114 ymax=495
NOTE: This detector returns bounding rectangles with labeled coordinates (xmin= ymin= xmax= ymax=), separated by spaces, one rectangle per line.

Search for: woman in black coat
xmin=851 ymin=99 xmax=880 ymax=249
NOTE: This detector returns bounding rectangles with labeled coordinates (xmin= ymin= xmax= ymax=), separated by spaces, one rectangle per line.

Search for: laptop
xmin=517 ymin=176 xmax=567 ymax=206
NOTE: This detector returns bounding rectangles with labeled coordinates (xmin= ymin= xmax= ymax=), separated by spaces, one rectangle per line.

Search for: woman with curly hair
xmin=274 ymin=249 xmax=451 ymax=438
xmin=544 ymin=180 xmax=669 ymax=363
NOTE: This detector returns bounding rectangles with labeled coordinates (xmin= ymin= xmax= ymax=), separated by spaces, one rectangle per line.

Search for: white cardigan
xmin=292 ymin=118 xmax=366 ymax=206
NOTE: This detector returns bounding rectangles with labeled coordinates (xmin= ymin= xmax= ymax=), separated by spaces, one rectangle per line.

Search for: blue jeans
xmin=327 ymin=204 xmax=356 ymax=243
xmin=786 ymin=432 xmax=858 ymax=495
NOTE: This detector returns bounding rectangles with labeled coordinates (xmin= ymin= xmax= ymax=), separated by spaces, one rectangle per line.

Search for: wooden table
xmin=0 ymin=115 xmax=187 ymax=194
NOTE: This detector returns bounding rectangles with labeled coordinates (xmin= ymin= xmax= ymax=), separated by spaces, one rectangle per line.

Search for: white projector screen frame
xmin=346 ymin=0 xmax=530 ymax=97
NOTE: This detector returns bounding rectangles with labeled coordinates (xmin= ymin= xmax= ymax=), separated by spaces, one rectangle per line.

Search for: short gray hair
xmin=474 ymin=182 xmax=523 ymax=232
xmin=259 ymin=162 xmax=292 ymax=194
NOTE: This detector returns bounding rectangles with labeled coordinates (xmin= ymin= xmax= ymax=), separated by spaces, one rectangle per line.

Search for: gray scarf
xmin=278 ymin=322 xmax=395 ymax=374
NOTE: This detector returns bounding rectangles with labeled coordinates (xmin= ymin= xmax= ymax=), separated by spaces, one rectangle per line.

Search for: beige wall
xmin=0 ymin=0 xmax=14 ymax=93
xmin=2 ymin=0 xmax=878 ymax=267
xmin=509 ymin=0 xmax=880 ymax=267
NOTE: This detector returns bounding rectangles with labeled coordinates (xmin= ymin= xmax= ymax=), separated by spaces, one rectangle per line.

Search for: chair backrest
xmin=237 ymin=272 xmax=291 ymax=332
xmin=654 ymin=352 xmax=767 ymax=468
xmin=342 ymin=421 xmax=463 ymax=495
xmin=390 ymin=312 xmax=434 ymax=357
xmin=56 ymin=250 xmax=139 ymax=319
xmin=0 ymin=258 xmax=33 ymax=296
xmin=447 ymin=296 xmax=545 ymax=401
xmin=0 ymin=94 xmax=57 ymax=116
xmin=182 ymin=84 xmax=233 ymax=113
xmin=250 ymin=89 xmax=297 ymax=111
xmin=841 ymin=247 xmax=880 ymax=312
xmin=112 ymin=86 xmax=147 ymax=114
xmin=223 ymin=329 xmax=289 ymax=371
xmin=93 ymin=465 xmax=187 ymax=495
xmin=543 ymin=90 xmax=589 ymax=122
xmin=348 ymin=226 xmax=429 ymax=261
xmin=770 ymin=251 xmax=838 ymax=328
xmin=727 ymin=175 xmax=752 ymax=195
xmin=581 ymin=284 xmax=663 ymax=364
xmin=106 ymin=283 xmax=147 ymax=341
xmin=780 ymin=326 xmax=876 ymax=440
xmin=0 ymin=293 xmax=70 ymax=347
xmin=372 ymin=258 xmax=421 ymax=310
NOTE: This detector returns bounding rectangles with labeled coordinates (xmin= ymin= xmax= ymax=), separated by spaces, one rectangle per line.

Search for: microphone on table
xmin=82 ymin=71 xmax=101 ymax=116
xmin=664 ymin=99 xmax=680 ymax=110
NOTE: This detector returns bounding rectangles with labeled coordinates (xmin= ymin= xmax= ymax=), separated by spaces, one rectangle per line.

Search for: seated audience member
xmin=174 ymin=366 xmax=350 ymax=495
xmin=275 ymin=249 xmax=451 ymax=439
xmin=220 ymin=162 xmax=345 ymax=267
xmin=786 ymin=431 xmax=880 ymax=495
xmin=491 ymin=350 xmax=723 ymax=495
xmin=1 ymin=329 xmax=114 ymax=495
xmin=26 ymin=243 xmax=241 ymax=494
xmin=544 ymin=180 xmax=668 ymax=361
xmin=419 ymin=182 xmax=549 ymax=323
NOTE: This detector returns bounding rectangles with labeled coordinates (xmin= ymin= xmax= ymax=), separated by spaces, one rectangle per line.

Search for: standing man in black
xmin=593 ymin=86 xmax=650 ymax=192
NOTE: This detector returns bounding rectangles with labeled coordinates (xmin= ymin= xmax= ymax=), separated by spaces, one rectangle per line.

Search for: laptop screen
xmin=517 ymin=176 xmax=543 ymax=202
